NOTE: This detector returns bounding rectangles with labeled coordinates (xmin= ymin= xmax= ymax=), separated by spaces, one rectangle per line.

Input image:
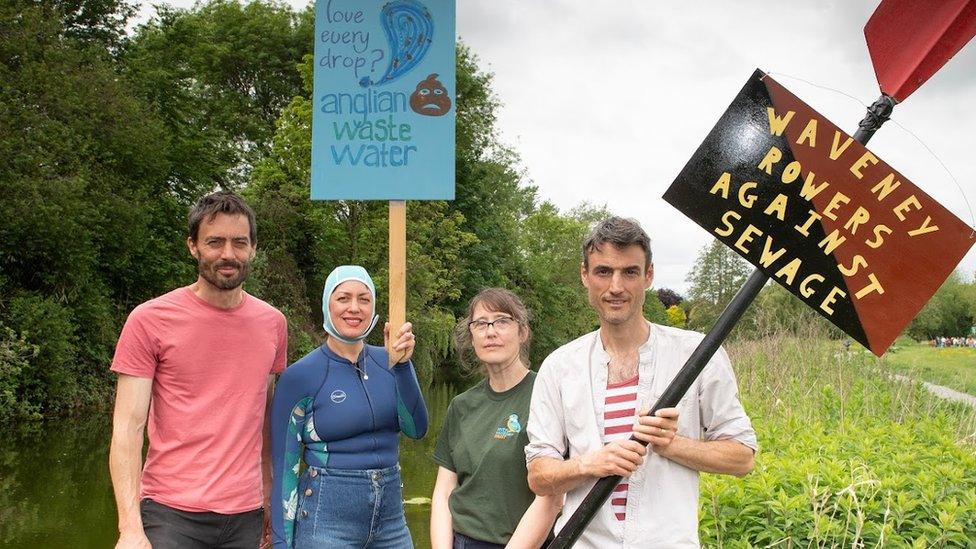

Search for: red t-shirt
xmin=111 ymin=287 xmax=287 ymax=513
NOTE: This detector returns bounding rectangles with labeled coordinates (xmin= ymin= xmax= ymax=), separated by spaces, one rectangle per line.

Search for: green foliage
xmin=0 ymin=293 xmax=115 ymax=420
xmin=907 ymin=271 xmax=974 ymax=340
xmin=686 ymin=239 xmax=750 ymax=306
xmin=517 ymin=202 xmax=606 ymax=367
xmin=123 ymin=0 xmax=314 ymax=187
xmin=685 ymin=239 xmax=750 ymax=331
xmin=642 ymin=292 xmax=668 ymax=326
xmin=0 ymin=326 xmax=41 ymax=421
xmin=700 ymin=337 xmax=976 ymax=546
xmin=25 ymin=0 xmax=137 ymax=53
xmin=0 ymin=0 xmax=192 ymax=422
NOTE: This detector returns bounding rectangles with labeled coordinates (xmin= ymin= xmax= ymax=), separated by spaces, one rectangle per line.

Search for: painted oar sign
xmin=664 ymin=69 xmax=975 ymax=356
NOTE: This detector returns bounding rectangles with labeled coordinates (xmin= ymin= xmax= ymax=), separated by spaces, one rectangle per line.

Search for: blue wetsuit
xmin=270 ymin=343 xmax=428 ymax=548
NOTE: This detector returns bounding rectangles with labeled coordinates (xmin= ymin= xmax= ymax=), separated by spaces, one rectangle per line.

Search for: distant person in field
xmin=430 ymin=288 xmax=562 ymax=548
xmin=109 ymin=191 xmax=287 ymax=549
xmin=524 ymin=216 xmax=757 ymax=548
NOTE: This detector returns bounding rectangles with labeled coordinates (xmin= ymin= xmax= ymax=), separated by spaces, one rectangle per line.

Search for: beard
xmin=198 ymin=257 xmax=251 ymax=290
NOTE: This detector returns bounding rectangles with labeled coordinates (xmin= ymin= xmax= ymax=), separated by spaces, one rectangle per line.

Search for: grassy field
xmin=699 ymin=336 xmax=976 ymax=547
xmin=882 ymin=342 xmax=976 ymax=396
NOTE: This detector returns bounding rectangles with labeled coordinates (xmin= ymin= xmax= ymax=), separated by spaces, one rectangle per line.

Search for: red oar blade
xmin=865 ymin=0 xmax=976 ymax=102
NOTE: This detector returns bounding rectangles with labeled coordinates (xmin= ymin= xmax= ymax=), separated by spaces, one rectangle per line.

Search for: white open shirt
xmin=525 ymin=323 xmax=758 ymax=548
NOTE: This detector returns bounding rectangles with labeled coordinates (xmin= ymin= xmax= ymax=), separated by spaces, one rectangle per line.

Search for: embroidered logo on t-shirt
xmin=494 ymin=413 xmax=522 ymax=439
xmin=330 ymin=390 xmax=347 ymax=403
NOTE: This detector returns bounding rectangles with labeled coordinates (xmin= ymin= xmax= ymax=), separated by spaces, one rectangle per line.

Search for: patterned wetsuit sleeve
xmin=270 ymin=367 xmax=311 ymax=549
xmin=392 ymin=360 xmax=428 ymax=439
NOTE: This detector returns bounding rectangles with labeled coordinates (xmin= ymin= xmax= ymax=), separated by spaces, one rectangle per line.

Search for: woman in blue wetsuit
xmin=270 ymin=265 xmax=428 ymax=548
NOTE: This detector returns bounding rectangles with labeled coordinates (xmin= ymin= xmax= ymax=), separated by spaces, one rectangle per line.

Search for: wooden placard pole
xmin=388 ymin=200 xmax=407 ymax=365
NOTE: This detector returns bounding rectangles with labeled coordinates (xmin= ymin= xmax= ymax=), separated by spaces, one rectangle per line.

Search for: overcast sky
xmin=143 ymin=0 xmax=976 ymax=293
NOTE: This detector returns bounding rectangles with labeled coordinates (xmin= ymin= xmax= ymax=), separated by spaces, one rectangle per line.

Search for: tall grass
xmin=701 ymin=335 xmax=976 ymax=547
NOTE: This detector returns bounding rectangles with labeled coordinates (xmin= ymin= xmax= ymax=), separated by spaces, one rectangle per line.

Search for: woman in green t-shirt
xmin=431 ymin=288 xmax=562 ymax=548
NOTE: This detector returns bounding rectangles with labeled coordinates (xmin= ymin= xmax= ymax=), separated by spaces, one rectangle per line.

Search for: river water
xmin=0 ymin=385 xmax=457 ymax=549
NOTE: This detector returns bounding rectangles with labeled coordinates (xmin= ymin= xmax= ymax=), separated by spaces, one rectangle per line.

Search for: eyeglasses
xmin=468 ymin=317 xmax=517 ymax=333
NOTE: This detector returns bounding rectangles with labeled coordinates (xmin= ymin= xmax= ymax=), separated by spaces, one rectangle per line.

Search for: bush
xmin=2 ymin=294 xmax=78 ymax=418
xmin=699 ymin=337 xmax=976 ymax=546
xmin=666 ymin=304 xmax=687 ymax=328
xmin=0 ymin=326 xmax=41 ymax=421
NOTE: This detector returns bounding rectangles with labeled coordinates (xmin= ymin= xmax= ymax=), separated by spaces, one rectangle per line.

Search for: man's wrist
xmin=656 ymin=434 xmax=685 ymax=459
xmin=575 ymin=454 xmax=591 ymax=478
xmin=118 ymin=509 xmax=145 ymax=535
xmin=118 ymin=525 xmax=146 ymax=538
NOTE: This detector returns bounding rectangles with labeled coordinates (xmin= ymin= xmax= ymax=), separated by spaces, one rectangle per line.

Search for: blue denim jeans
xmin=294 ymin=464 xmax=413 ymax=548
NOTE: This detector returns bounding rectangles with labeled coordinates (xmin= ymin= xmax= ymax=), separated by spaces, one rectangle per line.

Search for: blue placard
xmin=311 ymin=0 xmax=456 ymax=200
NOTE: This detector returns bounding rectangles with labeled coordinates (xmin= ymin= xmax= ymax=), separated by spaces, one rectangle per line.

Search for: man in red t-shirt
xmin=109 ymin=192 xmax=287 ymax=549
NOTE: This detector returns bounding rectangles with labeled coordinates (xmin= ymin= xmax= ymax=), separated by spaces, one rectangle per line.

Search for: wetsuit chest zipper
xmin=357 ymin=358 xmax=380 ymax=465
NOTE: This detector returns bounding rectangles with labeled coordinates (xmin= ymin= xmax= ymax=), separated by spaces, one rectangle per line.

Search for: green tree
xmin=685 ymin=240 xmax=750 ymax=331
xmin=643 ymin=293 xmax=668 ymax=326
xmin=0 ymin=0 xmax=191 ymax=420
xmin=518 ymin=202 xmax=607 ymax=367
xmin=46 ymin=0 xmax=136 ymax=52
xmin=124 ymin=0 xmax=315 ymax=187
xmin=442 ymin=45 xmax=537 ymax=317
xmin=906 ymin=271 xmax=974 ymax=339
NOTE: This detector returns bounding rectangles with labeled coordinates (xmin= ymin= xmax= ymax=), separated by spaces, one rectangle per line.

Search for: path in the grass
xmin=893 ymin=374 xmax=976 ymax=408
xmin=837 ymin=348 xmax=976 ymax=408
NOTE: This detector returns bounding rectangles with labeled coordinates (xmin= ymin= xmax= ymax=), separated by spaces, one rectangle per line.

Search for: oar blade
xmin=865 ymin=0 xmax=976 ymax=102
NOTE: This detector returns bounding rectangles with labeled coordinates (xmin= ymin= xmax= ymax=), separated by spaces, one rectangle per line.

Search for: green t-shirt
xmin=433 ymin=371 xmax=536 ymax=545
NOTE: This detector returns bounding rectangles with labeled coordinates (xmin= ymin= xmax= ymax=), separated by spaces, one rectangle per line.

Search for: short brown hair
xmin=188 ymin=191 xmax=256 ymax=244
xmin=453 ymin=288 xmax=532 ymax=375
xmin=581 ymin=216 xmax=652 ymax=269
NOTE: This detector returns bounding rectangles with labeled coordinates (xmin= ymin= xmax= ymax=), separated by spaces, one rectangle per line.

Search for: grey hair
xmin=581 ymin=216 xmax=652 ymax=268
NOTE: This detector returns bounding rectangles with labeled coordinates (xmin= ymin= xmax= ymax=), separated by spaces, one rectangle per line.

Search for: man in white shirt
xmin=525 ymin=217 xmax=757 ymax=548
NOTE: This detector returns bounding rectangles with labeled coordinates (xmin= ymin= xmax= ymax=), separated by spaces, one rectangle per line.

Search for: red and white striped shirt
xmin=602 ymin=374 xmax=638 ymax=521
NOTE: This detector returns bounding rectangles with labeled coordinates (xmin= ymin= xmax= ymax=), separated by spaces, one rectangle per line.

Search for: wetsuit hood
xmin=322 ymin=265 xmax=380 ymax=344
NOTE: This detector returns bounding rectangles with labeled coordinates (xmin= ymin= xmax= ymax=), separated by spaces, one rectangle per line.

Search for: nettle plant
xmin=698 ymin=336 xmax=976 ymax=547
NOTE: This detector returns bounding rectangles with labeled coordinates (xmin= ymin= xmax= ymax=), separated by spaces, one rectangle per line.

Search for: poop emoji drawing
xmin=409 ymin=73 xmax=452 ymax=116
